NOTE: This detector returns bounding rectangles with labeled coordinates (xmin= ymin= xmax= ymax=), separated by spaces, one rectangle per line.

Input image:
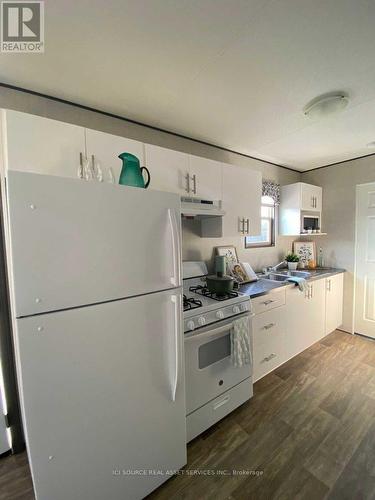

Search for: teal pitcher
xmin=118 ymin=152 xmax=150 ymax=188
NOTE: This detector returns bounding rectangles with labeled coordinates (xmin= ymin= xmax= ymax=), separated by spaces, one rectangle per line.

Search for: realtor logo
xmin=1 ymin=1 xmax=44 ymax=52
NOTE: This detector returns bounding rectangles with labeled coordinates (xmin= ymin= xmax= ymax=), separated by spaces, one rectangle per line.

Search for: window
xmin=245 ymin=195 xmax=275 ymax=248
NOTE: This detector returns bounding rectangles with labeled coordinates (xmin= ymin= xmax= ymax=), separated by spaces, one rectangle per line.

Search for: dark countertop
xmin=239 ymin=268 xmax=345 ymax=299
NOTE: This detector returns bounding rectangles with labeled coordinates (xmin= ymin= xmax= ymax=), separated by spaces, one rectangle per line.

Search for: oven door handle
xmin=185 ymin=314 xmax=250 ymax=343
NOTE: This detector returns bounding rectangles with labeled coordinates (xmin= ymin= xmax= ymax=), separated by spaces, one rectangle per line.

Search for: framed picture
xmin=215 ymin=245 xmax=238 ymax=265
xmin=293 ymin=241 xmax=316 ymax=267
xmin=227 ymin=262 xmax=257 ymax=283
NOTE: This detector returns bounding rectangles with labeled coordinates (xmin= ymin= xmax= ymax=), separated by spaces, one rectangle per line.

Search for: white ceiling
xmin=1 ymin=0 xmax=375 ymax=171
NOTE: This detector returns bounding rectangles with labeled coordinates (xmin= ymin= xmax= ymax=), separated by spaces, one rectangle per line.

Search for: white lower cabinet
xmin=253 ymin=274 xmax=344 ymax=382
xmin=325 ymin=273 xmax=344 ymax=335
xmin=285 ymin=279 xmax=326 ymax=359
xmin=252 ymin=289 xmax=286 ymax=382
xmin=253 ymin=305 xmax=286 ymax=382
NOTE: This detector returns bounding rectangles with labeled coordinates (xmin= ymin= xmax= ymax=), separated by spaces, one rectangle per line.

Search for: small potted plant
xmin=285 ymin=252 xmax=299 ymax=271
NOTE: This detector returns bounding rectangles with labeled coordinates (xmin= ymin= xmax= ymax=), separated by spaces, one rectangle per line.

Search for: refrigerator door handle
xmin=171 ymin=294 xmax=180 ymax=402
xmin=168 ymin=208 xmax=182 ymax=287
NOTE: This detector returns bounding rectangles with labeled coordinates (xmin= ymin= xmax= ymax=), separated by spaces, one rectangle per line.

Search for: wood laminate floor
xmin=2 ymin=330 xmax=375 ymax=500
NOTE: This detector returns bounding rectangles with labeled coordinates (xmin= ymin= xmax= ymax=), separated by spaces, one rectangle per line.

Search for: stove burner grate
xmin=183 ymin=294 xmax=203 ymax=311
xmin=189 ymin=285 xmax=239 ymax=301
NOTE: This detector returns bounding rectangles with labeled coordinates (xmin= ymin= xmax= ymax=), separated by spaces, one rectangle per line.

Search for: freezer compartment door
xmin=7 ymin=171 xmax=181 ymax=317
xmin=16 ymin=289 xmax=186 ymax=500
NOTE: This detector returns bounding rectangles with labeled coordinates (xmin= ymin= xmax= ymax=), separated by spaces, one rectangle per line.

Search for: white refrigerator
xmin=5 ymin=171 xmax=186 ymax=500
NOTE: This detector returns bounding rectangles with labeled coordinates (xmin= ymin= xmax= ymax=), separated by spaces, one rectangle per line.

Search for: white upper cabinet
xmin=146 ymin=147 xmax=223 ymax=199
xmin=3 ymin=110 xmax=86 ymax=178
xmin=281 ymin=182 xmax=322 ymax=213
xmin=300 ymin=183 xmax=322 ymax=212
xmin=188 ymin=155 xmax=222 ymax=201
xmin=280 ymin=182 xmax=323 ymax=235
xmin=145 ymin=144 xmax=189 ymax=195
xmin=222 ymin=164 xmax=261 ymax=237
xmin=85 ymin=128 xmax=144 ymax=184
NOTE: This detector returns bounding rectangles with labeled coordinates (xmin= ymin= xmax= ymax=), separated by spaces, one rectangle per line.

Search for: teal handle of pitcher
xmin=141 ymin=166 xmax=151 ymax=188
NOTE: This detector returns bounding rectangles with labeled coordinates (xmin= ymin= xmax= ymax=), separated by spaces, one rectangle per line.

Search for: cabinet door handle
xmin=263 ymin=323 xmax=275 ymax=330
xmin=262 ymin=353 xmax=276 ymax=363
xmin=245 ymin=218 xmax=250 ymax=234
xmin=191 ymin=174 xmax=197 ymax=194
xmin=327 ymin=279 xmax=331 ymax=291
xmin=310 ymin=284 xmax=313 ymax=299
xmin=239 ymin=217 xmax=245 ymax=234
xmin=213 ymin=396 xmax=230 ymax=410
xmin=78 ymin=152 xmax=84 ymax=179
xmin=262 ymin=299 xmax=275 ymax=306
xmin=185 ymin=173 xmax=190 ymax=193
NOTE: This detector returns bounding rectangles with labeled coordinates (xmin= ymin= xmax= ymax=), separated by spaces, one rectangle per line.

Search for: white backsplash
xmin=182 ymin=217 xmax=295 ymax=273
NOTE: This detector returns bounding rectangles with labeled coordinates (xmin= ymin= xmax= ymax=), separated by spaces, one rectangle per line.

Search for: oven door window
xmin=198 ymin=333 xmax=231 ymax=369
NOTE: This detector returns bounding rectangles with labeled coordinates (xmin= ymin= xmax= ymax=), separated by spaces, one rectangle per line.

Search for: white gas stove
xmin=183 ymin=261 xmax=251 ymax=333
xmin=183 ymin=261 xmax=253 ymax=442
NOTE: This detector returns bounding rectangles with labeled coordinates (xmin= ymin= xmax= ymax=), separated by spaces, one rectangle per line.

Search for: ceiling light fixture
xmin=366 ymin=141 xmax=375 ymax=148
xmin=303 ymin=92 xmax=349 ymax=119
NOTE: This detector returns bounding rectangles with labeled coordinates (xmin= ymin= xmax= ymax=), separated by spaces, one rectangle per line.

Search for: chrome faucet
xmin=262 ymin=261 xmax=286 ymax=274
xmin=271 ymin=260 xmax=286 ymax=271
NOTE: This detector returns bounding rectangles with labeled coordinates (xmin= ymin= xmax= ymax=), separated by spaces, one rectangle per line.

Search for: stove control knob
xmin=216 ymin=310 xmax=224 ymax=320
xmin=240 ymin=303 xmax=248 ymax=311
xmin=233 ymin=306 xmax=240 ymax=314
xmin=187 ymin=320 xmax=195 ymax=331
xmin=197 ymin=316 xmax=206 ymax=327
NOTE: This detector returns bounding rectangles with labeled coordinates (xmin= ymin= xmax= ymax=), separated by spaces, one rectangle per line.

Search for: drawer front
xmin=253 ymin=343 xmax=284 ymax=381
xmin=186 ymin=378 xmax=252 ymax=442
xmin=253 ymin=312 xmax=285 ymax=381
xmin=252 ymin=289 xmax=286 ymax=315
xmin=253 ymin=307 xmax=286 ymax=347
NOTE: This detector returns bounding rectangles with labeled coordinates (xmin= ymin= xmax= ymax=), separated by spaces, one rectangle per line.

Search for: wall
xmin=0 ymin=86 xmax=300 ymax=273
xmin=302 ymin=156 xmax=375 ymax=333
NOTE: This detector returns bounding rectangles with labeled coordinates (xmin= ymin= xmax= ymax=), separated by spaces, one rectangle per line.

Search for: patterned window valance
xmin=262 ymin=180 xmax=280 ymax=206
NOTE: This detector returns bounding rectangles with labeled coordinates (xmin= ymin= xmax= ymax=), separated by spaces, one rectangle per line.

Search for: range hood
xmin=180 ymin=197 xmax=225 ymax=217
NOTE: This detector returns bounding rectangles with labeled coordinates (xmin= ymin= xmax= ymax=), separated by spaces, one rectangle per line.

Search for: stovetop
xmin=188 ymin=284 xmax=239 ymax=301
xmin=183 ymin=275 xmax=251 ymax=332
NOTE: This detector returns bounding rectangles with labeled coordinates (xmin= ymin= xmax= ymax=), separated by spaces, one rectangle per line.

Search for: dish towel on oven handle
xmin=231 ymin=315 xmax=252 ymax=367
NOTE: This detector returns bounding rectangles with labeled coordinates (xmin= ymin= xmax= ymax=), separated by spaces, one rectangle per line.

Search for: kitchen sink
xmin=261 ymin=270 xmax=311 ymax=282
xmin=262 ymin=273 xmax=290 ymax=282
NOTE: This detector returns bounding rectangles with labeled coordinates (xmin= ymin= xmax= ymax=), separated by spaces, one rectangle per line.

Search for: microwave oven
xmin=301 ymin=212 xmax=321 ymax=232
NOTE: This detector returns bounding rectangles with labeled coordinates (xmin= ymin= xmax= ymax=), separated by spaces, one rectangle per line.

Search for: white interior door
xmin=355 ymin=183 xmax=375 ymax=338
xmin=7 ymin=172 xmax=181 ymax=317
xmin=16 ymin=289 xmax=186 ymax=500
